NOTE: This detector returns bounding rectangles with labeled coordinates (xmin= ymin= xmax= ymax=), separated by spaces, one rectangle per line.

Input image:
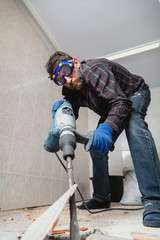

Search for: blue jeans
xmin=90 ymin=88 xmax=160 ymax=206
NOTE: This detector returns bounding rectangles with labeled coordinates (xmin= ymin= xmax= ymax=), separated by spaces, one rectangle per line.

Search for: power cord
xmin=55 ymin=152 xmax=144 ymax=214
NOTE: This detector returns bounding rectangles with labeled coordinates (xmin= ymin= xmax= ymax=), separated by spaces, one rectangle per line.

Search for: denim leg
xmin=90 ymin=150 xmax=110 ymax=202
xmin=125 ymin=89 xmax=160 ymax=206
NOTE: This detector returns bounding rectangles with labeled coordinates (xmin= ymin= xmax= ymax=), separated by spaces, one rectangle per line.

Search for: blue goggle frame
xmin=52 ymin=60 xmax=74 ymax=86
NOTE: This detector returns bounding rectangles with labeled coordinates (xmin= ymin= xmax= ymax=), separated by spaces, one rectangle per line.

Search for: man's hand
xmin=52 ymin=100 xmax=64 ymax=118
xmin=90 ymin=123 xmax=113 ymax=154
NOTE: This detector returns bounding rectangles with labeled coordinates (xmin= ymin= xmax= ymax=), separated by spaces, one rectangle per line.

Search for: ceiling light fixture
xmin=103 ymin=41 xmax=160 ymax=60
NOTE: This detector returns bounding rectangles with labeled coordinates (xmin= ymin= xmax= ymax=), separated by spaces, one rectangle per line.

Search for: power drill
xmin=44 ymin=101 xmax=93 ymax=160
xmin=44 ymin=101 xmax=93 ymax=240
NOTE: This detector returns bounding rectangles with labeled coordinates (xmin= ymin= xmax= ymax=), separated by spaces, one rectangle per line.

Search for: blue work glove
xmin=52 ymin=100 xmax=64 ymax=118
xmin=90 ymin=123 xmax=113 ymax=154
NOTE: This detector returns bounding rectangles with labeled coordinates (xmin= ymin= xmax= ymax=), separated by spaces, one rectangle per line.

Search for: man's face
xmin=63 ymin=59 xmax=83 ymax=90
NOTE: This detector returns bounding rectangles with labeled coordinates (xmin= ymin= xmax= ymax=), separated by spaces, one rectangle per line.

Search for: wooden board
xmin=132 ymin=232 xmax=160 ymax=240
xmin=21 ymin=184 xmax=77 ymax=240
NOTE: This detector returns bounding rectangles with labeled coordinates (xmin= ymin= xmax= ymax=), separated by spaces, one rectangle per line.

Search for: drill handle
xmin=70 ymin=128 xmax=93 ymax=151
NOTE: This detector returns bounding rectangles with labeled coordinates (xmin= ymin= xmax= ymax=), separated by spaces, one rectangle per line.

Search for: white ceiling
xmin=17 ymin=0 xmax=160 ymax=88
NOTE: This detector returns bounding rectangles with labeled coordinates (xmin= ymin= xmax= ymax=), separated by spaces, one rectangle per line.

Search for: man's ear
xmin=73 ymin=57 xmax=80 ymax=67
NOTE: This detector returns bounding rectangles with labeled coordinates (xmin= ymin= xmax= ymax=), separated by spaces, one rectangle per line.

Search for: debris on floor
xmin=0 ymin=203 xmax=160 ymax=240
xmin=49 ymin=228 xmax=99 ymax=240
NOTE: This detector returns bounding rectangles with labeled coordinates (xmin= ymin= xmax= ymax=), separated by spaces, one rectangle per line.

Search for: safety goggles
xmin=52 ymin=60 xmax=74 ymax=86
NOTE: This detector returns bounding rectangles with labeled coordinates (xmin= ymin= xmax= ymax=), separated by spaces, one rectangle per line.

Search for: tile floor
xmin=0 ymin=202 xmax=160 ymax=240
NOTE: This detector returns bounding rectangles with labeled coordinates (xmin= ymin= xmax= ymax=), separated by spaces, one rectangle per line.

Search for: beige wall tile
xmin=27 ymin=145 xmax=43 ymax=176
xmin=0 ymin=2 xmax=17 ymax=31
xmin=74 ymin=145 xmax=89 ymax=183
xmin=2 ymin=173 xmax=26 ymax=210
xmin=0 ymin=21 xmax=14 ymax=44
xmin=0 ymin=42 xmax=10 ymax=70
xmin=61 ymin=167 xmax=69 ymax=181
xmin=76 ymin=181 xmax=90 ymax=201
xmin=35 ymin=81 xmax=48 ymax=112
xmin=29 ymin=27 xmax=43 ymax=53
xmin=41 ymin=153 xmax=53 ymax=178
xmin=23 ymin=69 xmax=39 ymax=85
xmin=16 ymin=4 xmax=32 ymax=29
xmin=33 ymin=117 xmax=46 ymax=141
xmin=31 ymin=113 xmax=45 ymax=144
xmin=26 ymin=52 xmax=41 ymax=74
xmin=1 ymin=65 xmax=23 ymax=93
xmin=11 ymin=25 xmax=31 ymax=52
xmin=19 ymin=84 xmax=36 ymax=110
xmin=52 ymin=154 xmax=63 ymax=179
xmin=0 ymin=70 xmax=5 ymax=86
xmin=61 ymin=180 xmax=69 ymax=195
xmin=14 ymin=107 xmax=33 ymax=144
xmin=0 ymin=81 xmax=21 ymax=109
xmin=51 ymin=179 xmax=62 ymax=202
xmin=47 ymin=81 xmax=61 ymax=105
xmin=30 ymin=135 xmax=45 ymax=150
xmin=23 ymin=176 xmax=40 ymax=208
xmin=0 ymin=172 xmax=6 ymax=209
xmin=39 ymin=178 xmax=52 ymax=205
xmin=8 ymin=46 xmax=28 ymax=71
xmin=0 ymin=101 xmax=17 ymax=137
xmin=9 ymin=139 xmax=29 ymax=174
xmin=60 ymin=149 xmax=69 ymax=181
xmin=0 ymin=135 xmax=12 ymax=171
xmin=39 ymin=44 xmax=52 ymax=76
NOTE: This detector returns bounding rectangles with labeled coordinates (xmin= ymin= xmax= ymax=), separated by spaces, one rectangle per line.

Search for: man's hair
xmin=45 ymin=51 xmax=73 ymax=80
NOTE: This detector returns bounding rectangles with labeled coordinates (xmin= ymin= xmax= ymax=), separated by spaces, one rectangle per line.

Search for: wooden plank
xmin=132 ymin=232 xmax=160 ymax=240
xmin=21 ymin=184 xmax=77 ymax=240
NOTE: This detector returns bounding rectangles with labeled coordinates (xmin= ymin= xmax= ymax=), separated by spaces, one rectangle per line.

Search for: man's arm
xmin=85 ymin=64 xmax=132 ymax=133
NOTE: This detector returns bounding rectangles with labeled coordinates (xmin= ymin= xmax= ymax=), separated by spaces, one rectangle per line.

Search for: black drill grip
xmin=59 ymin=130 xmax=76 ymax=160
xmin=70 ymin=128 xmax=94 ymax=151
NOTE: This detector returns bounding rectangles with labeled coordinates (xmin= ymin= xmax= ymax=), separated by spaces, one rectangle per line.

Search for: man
xmin=45 ymin=51 xmax=160 ymax=228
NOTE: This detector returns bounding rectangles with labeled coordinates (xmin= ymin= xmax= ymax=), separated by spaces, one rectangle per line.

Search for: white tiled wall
xmin=0 ymin=0 xmax=90 ymax=210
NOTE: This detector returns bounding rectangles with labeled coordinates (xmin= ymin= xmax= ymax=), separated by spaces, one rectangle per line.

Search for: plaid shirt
xmin=62 ymin=58 xmax=148 ymax=134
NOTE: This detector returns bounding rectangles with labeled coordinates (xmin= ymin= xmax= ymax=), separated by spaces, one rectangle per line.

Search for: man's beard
xmin=70 ymin=70 xmax=84 ymax=90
